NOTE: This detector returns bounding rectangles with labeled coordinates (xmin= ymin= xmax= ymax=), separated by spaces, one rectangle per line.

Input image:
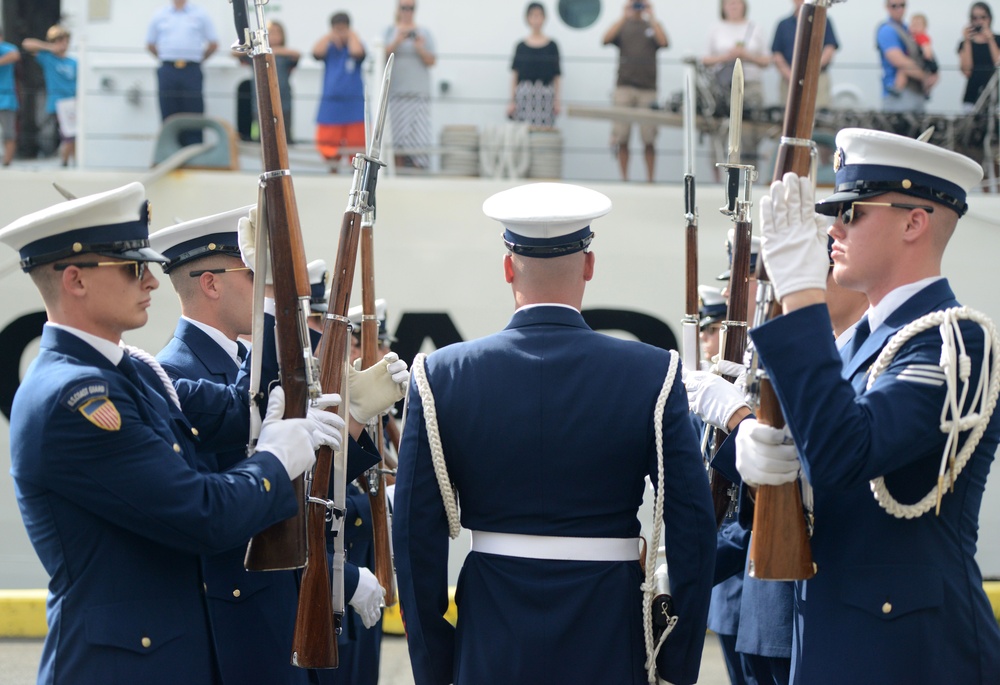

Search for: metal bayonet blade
xmin=683 ymin=66 xmax=696 ymax=178
xmin=727 ymin=59 xmax=744 ymax=164
xmin=367 ymin=54 xmax=394 ymax=163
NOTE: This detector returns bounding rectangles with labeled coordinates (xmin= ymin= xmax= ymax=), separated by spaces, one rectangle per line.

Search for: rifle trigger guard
xmin=258 ymin=169 xmax=291 ymax=187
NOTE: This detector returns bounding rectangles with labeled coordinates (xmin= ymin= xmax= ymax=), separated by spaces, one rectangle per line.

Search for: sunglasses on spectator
xmin=837 ymin=201 xmax=934 ymax=225
xmin=888 ymin=2 xmax=906 ymax=8
xmin=54 ymin=260 xmax=151 ymax=280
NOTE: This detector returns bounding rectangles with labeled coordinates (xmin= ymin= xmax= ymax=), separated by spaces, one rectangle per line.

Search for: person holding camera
xmin=602 ymin=0 xmax=669 ymax=183
xmin=384 ymin=0 xmax=436 ymax=170
xmin=959 ymin=2 xmax=1000 ymax=112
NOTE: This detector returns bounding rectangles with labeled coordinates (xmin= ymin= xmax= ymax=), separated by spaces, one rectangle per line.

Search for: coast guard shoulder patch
xmin=61 ymin=379 xmax=120 ymax=431
xmin=79 ymin=398 xmax=122 ymax=431
xmin=897 ymin=363 xmax=946 ymax=387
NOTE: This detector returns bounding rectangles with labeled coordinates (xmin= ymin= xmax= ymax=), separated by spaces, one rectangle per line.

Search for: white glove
xmin=237 ymin=207 xmax=273 ymax=285
xmin=735 ymin=418 xmax=801 ymax=487
xmin=759 ymin=172 xmax=829 ymax=301
xmin=683 ymin=367 xmax=750 ymax=432
xmin=257 ymin=386 xmax=334 ymax=479
xmin=306 ymin=393 xmax=346 ymax=454
xmin=349 ymin=567 xmax=385 ymax=629
xmin=714 ymin=359 xmax=748 ymax=396
xmin=348 ymin=352 xmax=408 ymax=424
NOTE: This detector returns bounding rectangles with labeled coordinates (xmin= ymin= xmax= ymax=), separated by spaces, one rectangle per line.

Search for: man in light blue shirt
xmin=146 ymin=0 xmax=218 ymax=145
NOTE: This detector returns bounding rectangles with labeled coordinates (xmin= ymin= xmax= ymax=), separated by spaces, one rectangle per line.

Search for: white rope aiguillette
xmin=410 ymin=353 xmax=462 ymax=539
xmin=866 ymin=307 xmax=1000 ymax=519
xmin=642 ymin=350 xmax=681 ymax=685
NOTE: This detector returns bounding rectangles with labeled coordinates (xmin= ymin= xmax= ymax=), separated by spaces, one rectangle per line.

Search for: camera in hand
xmin=407 ymin=30 xmax=418 ymax=38
xmin=633 ymin=1 xmax=646 ymax=10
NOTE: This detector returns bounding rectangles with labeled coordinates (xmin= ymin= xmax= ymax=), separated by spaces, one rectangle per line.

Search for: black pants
xmin=157 ymin=62 xmax=204 ymax=146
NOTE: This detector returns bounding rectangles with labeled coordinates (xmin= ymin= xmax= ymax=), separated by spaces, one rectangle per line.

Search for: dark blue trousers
xmin=157 ymin=62 xmax=204 ymax=145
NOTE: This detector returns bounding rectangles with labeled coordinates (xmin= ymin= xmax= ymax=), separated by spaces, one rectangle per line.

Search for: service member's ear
xmin=583 ymin=251 xmax=596 ymax=282
xmin=901 ymin=206 xmax=932 ymax=244
xmin=503 ymin=254 xmax=515 ymax=284
xmin=61 ymin=265 xmax=88 ymax=298
xmin=199 ymin=271 xmax=221 ymax=299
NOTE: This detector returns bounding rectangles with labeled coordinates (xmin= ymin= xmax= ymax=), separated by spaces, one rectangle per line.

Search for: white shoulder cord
xmin=866 ymin=307 xmax=1000 ymax=518
xmin=410 ymin=353 xmax=462 ymax=539
xmin=643 ymin=350 xmax=681 ymax=685
xmin=121 ymin=344 xmax=182 ymax=410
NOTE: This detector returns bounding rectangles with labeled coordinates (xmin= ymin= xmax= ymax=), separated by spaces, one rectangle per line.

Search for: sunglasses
xmin=837 ymin=201 xmax=934 ymax=225
xmin=399 ymin=5 xmax=415 ymax=10
xmin=188 ymin=266 xmax=253 ymax=278
xmin=888 ymin=2 xmax=906 ymax=7
xmin=54 ymin=260 xmax=151 ymax=280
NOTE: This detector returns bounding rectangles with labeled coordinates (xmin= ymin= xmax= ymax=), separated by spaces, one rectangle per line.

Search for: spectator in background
xmin=897 ymin=13 xmax=937 ymax=95
xmin=384 ymin=0 xmax=436 ymax=171
xmin=602 ymin=1 xmax=668 ymax=183
xmin=22 ymin=26 xmax=76 ymax=167
xmin=240 ymin=20 xmax=299 ymax=143
xmin=508 ymin=2 xmax=562 ymax=128
xmin=146 ymin=0 xmax=219 ymax=146
xmin=876 ymin=0 xmax=937 ymax=113
xmin=313 ymin=12 xmax=366 ymax=171
xmin=771 ymin=0 xmax=838 ymax=108
xmin=703 ymin=0 xmax=770 ymax=109
xmin=0 ymin=26 xmax=20 ymax=166
xmin=959 ymin=2 xmax=1000 ymax=111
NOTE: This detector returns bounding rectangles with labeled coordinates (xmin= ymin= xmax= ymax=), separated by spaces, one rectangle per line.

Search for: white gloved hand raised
xmin=349 ymin=567 xmax=386 ymax=629
xmin=735 ymin=418 xmax=801 ymax=487
xmin=237 ymin=206 xmax=273 ymax=285
xmin=256 ymin=386 xmax=338 ymax=479
xmin=348 ymin=352 xmax=408 ymax=424
xmin=683 ymin=367 xmax=750 ymax=432
xmin=759 ymin=172 xmax=829 ymax=301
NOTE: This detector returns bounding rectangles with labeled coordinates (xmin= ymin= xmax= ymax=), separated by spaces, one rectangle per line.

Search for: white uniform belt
xmin=469 ymin=531 xmax=641 ymax=562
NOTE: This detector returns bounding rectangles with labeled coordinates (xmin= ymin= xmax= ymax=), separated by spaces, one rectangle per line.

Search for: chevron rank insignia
xmin=79 ymin=398 xmax=122 ymax=431
xmin=897 ymin=363 xmax=946 ymax=387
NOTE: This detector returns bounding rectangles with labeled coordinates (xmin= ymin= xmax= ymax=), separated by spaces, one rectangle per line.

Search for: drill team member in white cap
xmin=393 ymin=182 xmax=716 ymax=685
xmin=0 ymin=183 xmax=346 ymax=684
xmin=739 ymin=129 xmax=1000 ymax=683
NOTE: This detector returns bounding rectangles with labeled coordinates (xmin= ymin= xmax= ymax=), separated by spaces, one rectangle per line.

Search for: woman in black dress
xmin=507 ymin=2 xmax=561 ymax=127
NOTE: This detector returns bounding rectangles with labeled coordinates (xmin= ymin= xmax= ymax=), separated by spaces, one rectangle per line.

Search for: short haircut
xmin=46 ymin=24 xmax=70 ymax=42
xmin=330 ymin=12 xmax=350 ymax=27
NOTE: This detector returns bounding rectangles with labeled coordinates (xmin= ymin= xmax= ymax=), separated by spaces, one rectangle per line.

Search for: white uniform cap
xmin=0 ymin=182 xmax=165 ymax=271
xmin=482 ymin=182 xmax=612 ymax=258
xmin=149 ymin=205 xmax=252 ymax=273
xmin=817 ymin=128 xmax=983 ymax=217
xmin=698 ymin=284 xmax=727 ymax=329
xmin=347 ymin=298 xmax=395 ymax=342
xmin=307 ymin=259 xmax=329 ymax=313
xmin=718 ymin=228 xmax=761 ymax=281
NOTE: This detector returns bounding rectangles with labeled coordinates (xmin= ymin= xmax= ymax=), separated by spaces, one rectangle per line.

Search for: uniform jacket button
xmin=233 ymin=588 xmax=241 ymax=598
xmin=141 ymin=637 xmax=152 ymax=648
xmin=354 ymin=517 xmax=363 ymax=527
xmin=881 ymin=602 xmax=892 ymax=614
xmin=172 ymin=443 xmax=182 ymax=453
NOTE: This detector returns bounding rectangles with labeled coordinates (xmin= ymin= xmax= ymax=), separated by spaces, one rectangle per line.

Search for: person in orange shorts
xmin=313 ymin=12 xmax=366 ymax=170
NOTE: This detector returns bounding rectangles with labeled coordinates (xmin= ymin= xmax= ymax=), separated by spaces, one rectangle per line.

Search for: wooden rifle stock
xmin=291 ymin=211 xmax=361 ymax=668
xmin=748 ymin=0 xmax=831 ymax=582
xmin=359 ymin=219 xmax=398 ymax=607
xmin=711 ymin=216 xmax=752 ymax=526
xmin=241 ymin=11 xmax=311 ymax=573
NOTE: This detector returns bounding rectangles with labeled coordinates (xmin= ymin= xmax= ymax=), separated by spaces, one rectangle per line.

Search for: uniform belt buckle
xmin=174 ymin=60 xmax=187 ymax=68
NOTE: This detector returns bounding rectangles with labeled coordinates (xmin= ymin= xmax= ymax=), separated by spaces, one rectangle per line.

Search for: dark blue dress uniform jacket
xmin=10 ymin=325 xmax=297 ymax=685
xmin=751 ymin=279 xmax=1000 ymax=684
xmin=393 ymin=306 xmax=717 ymax=685
xmin=157 ymin=318 xmax=311 ymax=685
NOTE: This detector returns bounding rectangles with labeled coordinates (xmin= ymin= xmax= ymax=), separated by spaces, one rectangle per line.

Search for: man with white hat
xmin=150 ymin=215 xmax=397 ymax=683
xmin=0 ymin=183 xmax=346 ymax=684
xmin=393 ymin=182 xmax=716 ymax=685
xmin=737 ymin=129 xmax=1000 ymax=683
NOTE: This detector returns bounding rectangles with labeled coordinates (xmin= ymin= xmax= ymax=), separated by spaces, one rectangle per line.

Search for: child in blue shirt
xmin=22 ymin=25 xmax=77 ymax=166
xmin=0 ymin=26 xmax=20 ymax=166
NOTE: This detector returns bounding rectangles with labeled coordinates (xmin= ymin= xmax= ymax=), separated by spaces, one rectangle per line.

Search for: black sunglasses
xmin=54 ymin=260 xmax=151 ymax=280
xmin=838 ymin=201 xmax=934 ymax=225
xmin=188 ymin=266 xmax=253 ymax=278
